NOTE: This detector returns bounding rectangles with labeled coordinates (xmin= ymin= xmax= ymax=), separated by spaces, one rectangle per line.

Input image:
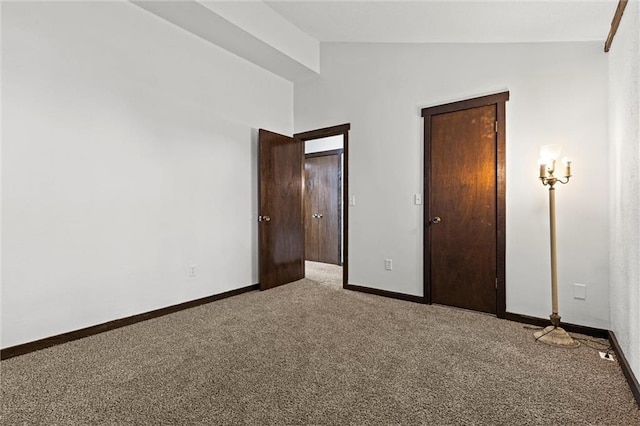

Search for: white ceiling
xmin=264 ymin=0 xmax=619 ymax=43
xmin=136 ymin=1 xmax=620 ymax=82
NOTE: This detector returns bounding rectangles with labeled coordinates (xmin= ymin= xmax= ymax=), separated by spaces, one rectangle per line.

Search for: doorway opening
xmin=294 ymin=124 xmax=350 ymax=289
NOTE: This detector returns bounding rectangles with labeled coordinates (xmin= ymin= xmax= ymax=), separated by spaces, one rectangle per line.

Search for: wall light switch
xmin=415 ymin=194 xmax=422 ymax=205
xmin=349 ymin=195 xmax=356 ymax=206
xmin=573 ymin=283 xmax=586 ymax=300
xmin=189 ymin=264 xmax=197 ymax=278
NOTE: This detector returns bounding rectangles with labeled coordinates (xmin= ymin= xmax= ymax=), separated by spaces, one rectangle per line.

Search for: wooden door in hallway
xmin=304 ymin=152 xmax=341 ymax=265
xmin=422 ymin=92 xmax=508 ymax=316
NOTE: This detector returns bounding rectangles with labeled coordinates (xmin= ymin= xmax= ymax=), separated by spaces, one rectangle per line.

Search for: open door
xmin=258 ymin=129 xmax=305 ymax=290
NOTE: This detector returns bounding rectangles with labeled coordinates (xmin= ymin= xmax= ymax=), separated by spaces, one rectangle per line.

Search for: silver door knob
xmin=431 ymin=216 xmax=441 ymax=224
xmin=259 ymin=215 xmax=271 ymax=222
xmin=318 ymin=214 xmax=323 ymax=218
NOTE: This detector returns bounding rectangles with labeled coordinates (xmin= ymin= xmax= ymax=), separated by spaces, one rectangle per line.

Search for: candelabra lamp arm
xmin=539 ymin=175 xmax=571 ymax=187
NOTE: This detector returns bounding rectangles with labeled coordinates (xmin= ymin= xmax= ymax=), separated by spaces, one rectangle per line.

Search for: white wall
xmin=609 ymin=1 xmax=640 ymax=381
xmin=305 ymin=135 xmax=343 ymax=154
xmin=295 ymin=42 xmax=610 ymax=328
xmin=1 ymin=2 xmax=293 ymax=348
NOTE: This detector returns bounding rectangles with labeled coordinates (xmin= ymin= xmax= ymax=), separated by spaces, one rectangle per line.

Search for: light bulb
xmin=539 ymin=145 xmax=562 ymax=163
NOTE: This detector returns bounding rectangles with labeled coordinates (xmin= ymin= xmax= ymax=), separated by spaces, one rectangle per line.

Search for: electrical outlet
xmin=189 ymin=264 xmax=197 ymax=278
xmin=385 ymin=259 xmax=393 ymax=270
xmin=573 ymin=283 xmax=587 ymax=300
xmin=599 ymin=351 xmax=615 ymax=362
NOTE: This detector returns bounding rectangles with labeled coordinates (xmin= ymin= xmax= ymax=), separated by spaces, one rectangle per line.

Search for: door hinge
xmin=495 ymin=277 xmax=498 ymax=289
xmin=495 ymin=121 xmax=499 ymax=133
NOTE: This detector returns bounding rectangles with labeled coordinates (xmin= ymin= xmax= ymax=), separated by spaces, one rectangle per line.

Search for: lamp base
xmin=533 ymin=326 xmax=580 ymax=348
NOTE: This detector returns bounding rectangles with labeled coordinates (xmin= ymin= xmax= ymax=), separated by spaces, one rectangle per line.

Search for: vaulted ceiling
xmin=134 ymin=1 xmax=619 ymax=82
xmin=264 ymin=0 xmax=617 ymax=43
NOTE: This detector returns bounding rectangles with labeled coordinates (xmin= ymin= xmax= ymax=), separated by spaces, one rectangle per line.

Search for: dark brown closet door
xmin=429 ymin=105 xmax=497 ymax=314
xmin=305 ymin=154 xmax=341 ymax=265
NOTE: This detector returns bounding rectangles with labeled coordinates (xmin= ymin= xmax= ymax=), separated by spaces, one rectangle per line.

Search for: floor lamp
xmin=534 ymin=145 xmax=580 ymax=348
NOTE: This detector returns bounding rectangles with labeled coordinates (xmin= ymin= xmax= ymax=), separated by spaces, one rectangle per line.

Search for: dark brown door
xmin=258 ymin=129 xmax=304 ymax=290
xmin=304 ymin=153 xmax=341 ymax=264
xmin=429 ymin=105 xmax=497 ymax=314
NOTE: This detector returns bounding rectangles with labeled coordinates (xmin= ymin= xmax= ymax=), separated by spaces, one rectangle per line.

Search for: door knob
xmin=318 ymin=214 xmax=323 ymax=218
xmin=431 ymin=216 xmax=441 ymax=224
xmin=259 ymin=215 xmax=271 ymax=222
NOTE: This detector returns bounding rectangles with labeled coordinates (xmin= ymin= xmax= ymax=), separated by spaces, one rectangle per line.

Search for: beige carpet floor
xmin=305 ymin=260 xmax=343 ymax=290
xmin=2 ymin=263 xmax=639 ymax=425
